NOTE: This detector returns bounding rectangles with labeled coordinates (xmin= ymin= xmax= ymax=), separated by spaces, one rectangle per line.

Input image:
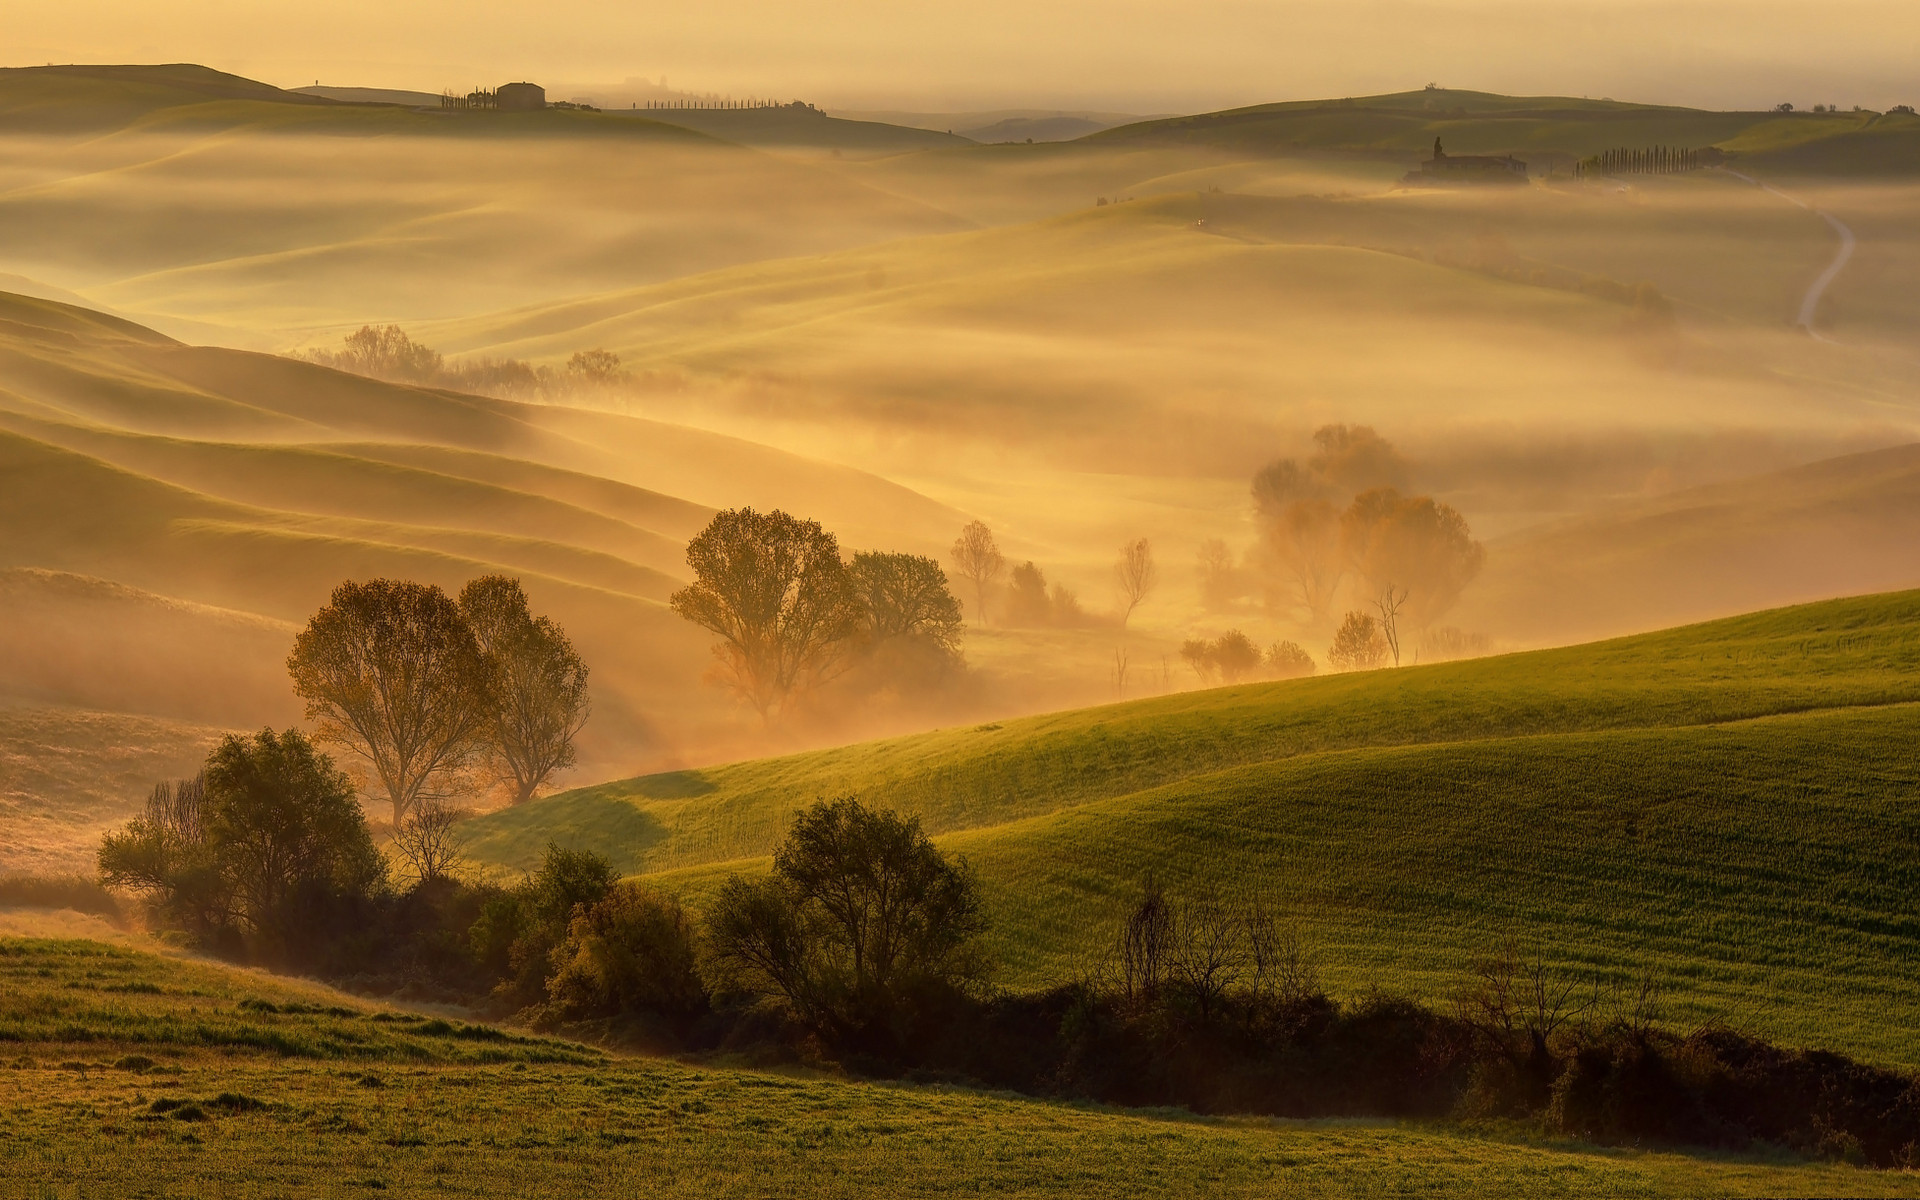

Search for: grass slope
xmin=4 ymin=936 xmax=1911 ymax=1198
xmin=473 ymin=590 xmax=1920 ymax=1064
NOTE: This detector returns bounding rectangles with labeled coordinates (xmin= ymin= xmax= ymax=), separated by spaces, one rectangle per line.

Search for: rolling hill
xmin=1454 ymin=442 xmax=1920 ymax=643
xmin=612 ymin=104 xmax=973 ymax=153
xmin=1093 ymin=88 xmax=1920 ymax=176
xmin=0 ymin=286 xmax=975 ymax=872
xmin=468 ymin=589 xmax=1920 ymax=1065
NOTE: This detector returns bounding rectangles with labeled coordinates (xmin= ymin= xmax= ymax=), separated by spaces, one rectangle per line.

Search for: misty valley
xmin=2 ymin=61 xmax=1920 ymax=1199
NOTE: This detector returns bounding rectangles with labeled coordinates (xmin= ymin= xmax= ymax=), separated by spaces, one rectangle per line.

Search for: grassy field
xmin=469 ymin=589 xmax=1920 ymax=1064
xmin=5 ymin=936 xmax=1915 ymax=1199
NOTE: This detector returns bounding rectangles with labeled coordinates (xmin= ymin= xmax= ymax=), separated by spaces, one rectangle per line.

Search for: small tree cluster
xmin=1113 ymin=878 xmax=1322 ymax=1025
xmin=1247 ymin=426 xmax=1483 ymax=634
xmin=1179 ymin=633 xmax=1315 ymax=686
xmin=288 ymin=576 xmax=590 ymax=822
xmin=706 ymin=797 xmax=988 ymax=1053
xmin=1179 ymin=631 xmax=1262 ymax=684
xmin=301 ymin=325 xmax=630 ymax=401
xmin=670 ymin=509 xmax=967 ymax=720
xmin=99 ymin=729 xmax=385 ymax=963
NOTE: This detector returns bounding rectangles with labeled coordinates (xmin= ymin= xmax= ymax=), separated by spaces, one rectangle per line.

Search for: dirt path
xmin=1724 ymin=169 xmax=1856 ymax=342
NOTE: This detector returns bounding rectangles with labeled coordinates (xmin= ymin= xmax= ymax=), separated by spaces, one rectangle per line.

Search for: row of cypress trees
xmin=1575 ymin=146 xmax=1703 ymax=178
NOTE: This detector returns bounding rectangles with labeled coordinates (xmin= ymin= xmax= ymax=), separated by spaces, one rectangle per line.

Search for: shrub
xmin=546 ymin=881 xmax=707 ymax=1025
xmin=1265 ymin=640 xmax=1316 ymax=679
xmin=99 ymin=730 xmax=385 ymax=963
xmin=707 ymin=797 xmax=987 ymax=1053
xmin=1327 ymin=611 xmax=1386 ymax=671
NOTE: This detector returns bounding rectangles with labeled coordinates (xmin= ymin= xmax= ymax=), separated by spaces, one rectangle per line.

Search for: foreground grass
xmin=4 ymin=937 xmax=1914 ymax=1199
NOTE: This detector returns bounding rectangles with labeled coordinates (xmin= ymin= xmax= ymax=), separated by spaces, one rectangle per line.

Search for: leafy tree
xmin=288 ymin=579 xmax=492 ymax=825
xmin=948 ymin=520 xmax=1005 ymax=626
xmin=848 ymin=551 xmax=964 ymax=661
xmin=1266 ymin=640 xmax=1316 ymax=679
xmin=102 ymin=731 xmax=384 ymax=960
xmin=1210 ymin=630 xmax=1262 ymax=682
xmin=1340 ymin=489 xmax=1485 ymax=630
xmin=1004 ymin=561 xmax=1053 ymax=627
xmin=458 ymin=576 xmax=591 ymax=805
xmin=1114 ymin=538 xmax=1158 ymax=628
xmin=670 ymin=508 xmax=860 ymax=719
xmin=546 ymin=881 xmax=707 ymax=1023
xmin=1179 ymin=637 xmax=1218 ymax=685
xmin=707 ymin=797 xmax=987 ymax=1049
xmin=98 ymin=773 xmax=227 ymax=935
xmin=201 ymin=728 xmax=385 ymax=953
xmin=1328 ymin=610 xmax=1387 ymax=671
xmin=1253 ymin=425 xmax=1414 ymax=621
xmin=310 ymin=325 xmax=445 ymax=384
xmin=472 ymin=843 xmax=619 ymax=1008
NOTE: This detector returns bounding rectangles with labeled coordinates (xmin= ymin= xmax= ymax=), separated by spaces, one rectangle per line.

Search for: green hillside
xmin=471 ymin=589 xmax=1920 ymax=1064
xmin=5 ymin=936 xmax=1912 ymax=1198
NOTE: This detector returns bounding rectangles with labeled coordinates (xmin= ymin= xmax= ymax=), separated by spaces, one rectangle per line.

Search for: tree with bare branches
xmin=1113 ymin=538 xmax=1158 ymax=628
xmin=458 ymin=576 xmax=591 ymax=805
xmin=948 ymin=520 xmax=1005 ymax=627
xmin=1373 ymin=583 xmax=1409 ymax=667
xmin=670 ymin=508 xmax=860 ymax=720
xmin=392 ymin=801 xmax=470 ymax=884
xmin=288 ymin=579 xmax=492 ymax=826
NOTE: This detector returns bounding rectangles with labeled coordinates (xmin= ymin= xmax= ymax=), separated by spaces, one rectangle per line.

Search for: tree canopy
xmin=287 ymin=579 xmax=493 ymax=825
xmin=459 ymin=576 xmax=591 ymax=805
xmin=670 ymin=508 xmax=861 ymax=719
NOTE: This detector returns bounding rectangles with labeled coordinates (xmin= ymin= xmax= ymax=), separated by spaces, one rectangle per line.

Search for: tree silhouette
xmin=288 ymin=579 xmax=492 ymax=825
xmin=1114 ymin=538 xmax=1159 ymax=628
xmin=670 ymin=508 xmax=860 ymax=719
xmin=458 ymin=576 xmax=591 ymax=805
xmin=948 ymin=520 xmax=1005 ymax=626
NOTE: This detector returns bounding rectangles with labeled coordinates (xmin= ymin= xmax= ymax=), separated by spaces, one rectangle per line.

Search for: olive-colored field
xmin=5 ymin=937 xmax=1914 ymax=1199
xmin=470 ymin=590 xmax=1920 ymax=1064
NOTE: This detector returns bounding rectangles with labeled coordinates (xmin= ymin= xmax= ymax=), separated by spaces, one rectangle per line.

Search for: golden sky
xmin=10 ymin=0 xmax=1920 ymax=112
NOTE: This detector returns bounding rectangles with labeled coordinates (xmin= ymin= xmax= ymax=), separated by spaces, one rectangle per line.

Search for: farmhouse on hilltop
xmin=1405 ymin=137 xmax=1529 ymax=185
xmin=498 ymin=82 xmax=546 ymax=111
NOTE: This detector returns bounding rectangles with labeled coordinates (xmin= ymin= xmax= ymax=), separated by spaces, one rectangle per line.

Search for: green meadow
xmin=470 ymin=590 xmax=1920 ymax=1064
xmin=6 ymin=938 xmax=1916 ymax=1199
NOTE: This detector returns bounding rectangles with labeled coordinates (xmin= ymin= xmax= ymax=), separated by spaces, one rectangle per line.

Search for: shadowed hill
xmin=1092 ymin=88 xmax=1915 ymax=175
xmin=613 ymin=105 xmax=973 ymax=153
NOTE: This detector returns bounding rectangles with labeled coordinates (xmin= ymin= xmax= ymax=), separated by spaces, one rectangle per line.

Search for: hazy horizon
xmin=10 ymin=0 xmax=1920 ymax=114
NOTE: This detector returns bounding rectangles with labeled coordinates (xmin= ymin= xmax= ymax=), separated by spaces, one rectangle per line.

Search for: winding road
xmin=1724 ymin=169 xmax=1856 ymax=343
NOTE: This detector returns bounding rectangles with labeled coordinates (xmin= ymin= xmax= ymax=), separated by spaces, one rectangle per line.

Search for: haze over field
xmin=2 ymin=63 xmax=1920 ymax=874
xmin=5 ymin=6 xmax=1920 ymax=1192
